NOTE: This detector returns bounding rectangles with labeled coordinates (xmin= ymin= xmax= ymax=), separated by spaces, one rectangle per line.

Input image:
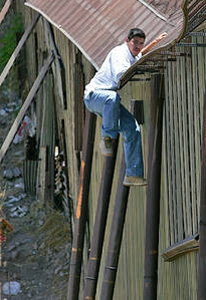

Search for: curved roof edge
xmin=25 ymin=0 xmax=189 ymax=83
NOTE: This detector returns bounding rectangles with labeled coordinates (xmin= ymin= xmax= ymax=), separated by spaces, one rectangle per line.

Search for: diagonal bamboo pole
xmin=197 ymin=93 xmax=206 ymax=300
xmin=0 ymin=0 xmax=13 ymax=26
xmin=67 ymin=109 xmax=96 ymax=300
xmin=83 ymin=137 xmax=119 ymax=299
xmin=143 ymin=73 xmax=164 ymax=300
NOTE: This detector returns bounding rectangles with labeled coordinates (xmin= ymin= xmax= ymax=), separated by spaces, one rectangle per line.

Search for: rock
xmin=3 ymin=281 xmax=21 ymax=295
xmin=10 ymin=205 xmax=28 ymax=217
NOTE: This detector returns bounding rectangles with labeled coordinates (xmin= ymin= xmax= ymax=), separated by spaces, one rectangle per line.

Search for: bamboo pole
xmin=67 ymin=110 xmax=96 ymax=300
xmin=197 ymin=93 xmax=206 ymax=300
xmin=99 ymin=157 xmax=129 ymax=299
xmin=0 ymin=0 xmax=13 ymax=26
xmin=143 ymin=74 xmax=164 ymax=300
xmin=83 ymin=137 xmax=119 ymax=299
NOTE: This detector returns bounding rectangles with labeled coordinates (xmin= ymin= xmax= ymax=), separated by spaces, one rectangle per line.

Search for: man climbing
xmin=83 ymin=28 xmax=167 ymax=186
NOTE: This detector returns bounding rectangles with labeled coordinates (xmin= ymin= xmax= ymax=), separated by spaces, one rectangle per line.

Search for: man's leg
xmin=118 ymin=104 xmax=144 ymax=178
xmin=84 ymin=90 xmax=120 ymax=139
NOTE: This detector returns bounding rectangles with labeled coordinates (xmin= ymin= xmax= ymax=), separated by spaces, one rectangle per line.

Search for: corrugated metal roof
xmin=187 ymin=0 xmax=206 ymax=31
xmin=25 ymin=0 xmax=187 ymax=70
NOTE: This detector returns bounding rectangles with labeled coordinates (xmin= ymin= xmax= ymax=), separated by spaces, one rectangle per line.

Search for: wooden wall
xmin=157 ymin=26 xmax=206 ymax=300
xmin=13 ymin=2 xmax=206 ymax=299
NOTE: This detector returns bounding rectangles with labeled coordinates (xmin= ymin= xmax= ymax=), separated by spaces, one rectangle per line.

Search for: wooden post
xmin=143 ymin=74 xmax=164 ymax=300
xmin=67 ymin=110 xmax=96 ymax=300
xmin=198 ymin=93 xmax=206 ymax=300
xmin=83 ymin=137 xmax=119 ymax=299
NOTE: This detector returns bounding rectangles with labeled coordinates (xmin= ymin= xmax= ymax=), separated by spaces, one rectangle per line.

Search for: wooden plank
xmin=0 ymin=13 xmax=40 ymax=87
xmin=180 ymin=53 xmax=192 ymax=237
xmin=191 ymin=35 xmax=201 ymax=229
xmin=44 ymin=19 xmax=66 ymax=109
xmin=0 ymin=53 xmax=54 ymax=163
xmin=197 ymin=93 xmax=206 ymax=300
xmin=0 ymin=0 xmax=12 ymax=26
xmin=176 ymin=54 xmax=187 ymax=237
xmin=195 ymin=35 xmax=206 ymax=223
xmin=74 ymin=51 xmax=85 ymax=151
xmin=162 ymin=233 xmax=199 ymax=262
xmin=168 ymin=60 xmax=178 ymax=243
xmin=38 ymin=146 xmax=47 ymax=203
xmin=143 ymin=74 xmax=164 ymax=300
xmin=172 ymin=60 xmax=183 ymax=241
xmin=164 ymin=60 xmax=174 ymax=245
xmin=162 ymin=100 xmax=170 ymax=246
xmin=186 ymin=51 xmax=197 ymax=235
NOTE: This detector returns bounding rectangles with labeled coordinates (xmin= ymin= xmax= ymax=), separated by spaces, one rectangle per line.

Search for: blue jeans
xmin=84 ymin=89 xmax=144 ymax=177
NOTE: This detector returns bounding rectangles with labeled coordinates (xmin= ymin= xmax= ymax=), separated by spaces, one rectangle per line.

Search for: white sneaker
xmin=123 ymin=175 xmax=147 ymax=187
xmin=99 ymin=137 xmax=113 ymax=156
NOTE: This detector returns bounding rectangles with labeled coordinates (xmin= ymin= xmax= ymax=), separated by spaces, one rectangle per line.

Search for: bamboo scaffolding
xmin=67 ymin=110 xmax=96 ymax=300
xmin=83 ymin=137 xmax=119 ymax=299
xmin=197 ymin=93 xmax=206 ymax=300
xmin=143 ymin=74 xmax=164 ymax=300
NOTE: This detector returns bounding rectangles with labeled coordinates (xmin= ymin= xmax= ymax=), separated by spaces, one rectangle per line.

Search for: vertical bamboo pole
xmin=83 ymin=137 xmax=119 ymax=299
xmin=197 ymin=93 xmax=206 ymax=300
xmin=67 ymin=110 xmax=96 ymax=300
xmin=143 ymin=74 xmax=164 ymax=300
xmin=100 ymin=158 xmax=129 ymax=300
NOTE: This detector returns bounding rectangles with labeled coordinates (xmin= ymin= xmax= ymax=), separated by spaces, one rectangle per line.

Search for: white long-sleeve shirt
xmin=84 ymin=42 xmax=142 ymax=97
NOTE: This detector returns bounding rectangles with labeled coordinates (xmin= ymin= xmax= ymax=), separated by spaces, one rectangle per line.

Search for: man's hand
xmin=156 ymin=32 xmax=168 ymax=42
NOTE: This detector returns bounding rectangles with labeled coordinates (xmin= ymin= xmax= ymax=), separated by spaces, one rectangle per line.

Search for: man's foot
xmin=123 ymin=175 xmax=147 ymax=187
xmin=99 ymin=137 xmax=113 ymax=156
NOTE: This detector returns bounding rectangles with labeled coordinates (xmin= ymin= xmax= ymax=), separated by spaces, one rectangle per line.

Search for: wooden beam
xmin=0 ymin=53 xmax=54 ymax=163
xmin=0 ymin=13 xmax=40 ymax=87
xmin=143 ymin=74 xmax=164 ymax=300
xmin=198 ymin=93 xmax=206 ymax=300
xmin=162 ymin=233 xmax=199 ymax=262
xmin=0 ymin=0 xmax=12 ymax=26
xmin=43 ymin=19 xmax=67 ymax=109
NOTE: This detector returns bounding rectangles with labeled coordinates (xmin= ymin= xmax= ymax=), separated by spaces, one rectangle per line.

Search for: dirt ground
xmin=0 ymin=97 xmax=71 ymax=299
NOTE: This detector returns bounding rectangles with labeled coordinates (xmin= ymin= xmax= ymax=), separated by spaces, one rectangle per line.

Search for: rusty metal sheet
xmin=25 ymin=0 xmax=187 ymax=71
xmin=187 ymin=0 xmax=206 ymax=31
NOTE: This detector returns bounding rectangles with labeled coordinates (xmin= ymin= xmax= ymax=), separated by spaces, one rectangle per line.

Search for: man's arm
xmin=141 ymin=32 xmax=168 ymax=55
